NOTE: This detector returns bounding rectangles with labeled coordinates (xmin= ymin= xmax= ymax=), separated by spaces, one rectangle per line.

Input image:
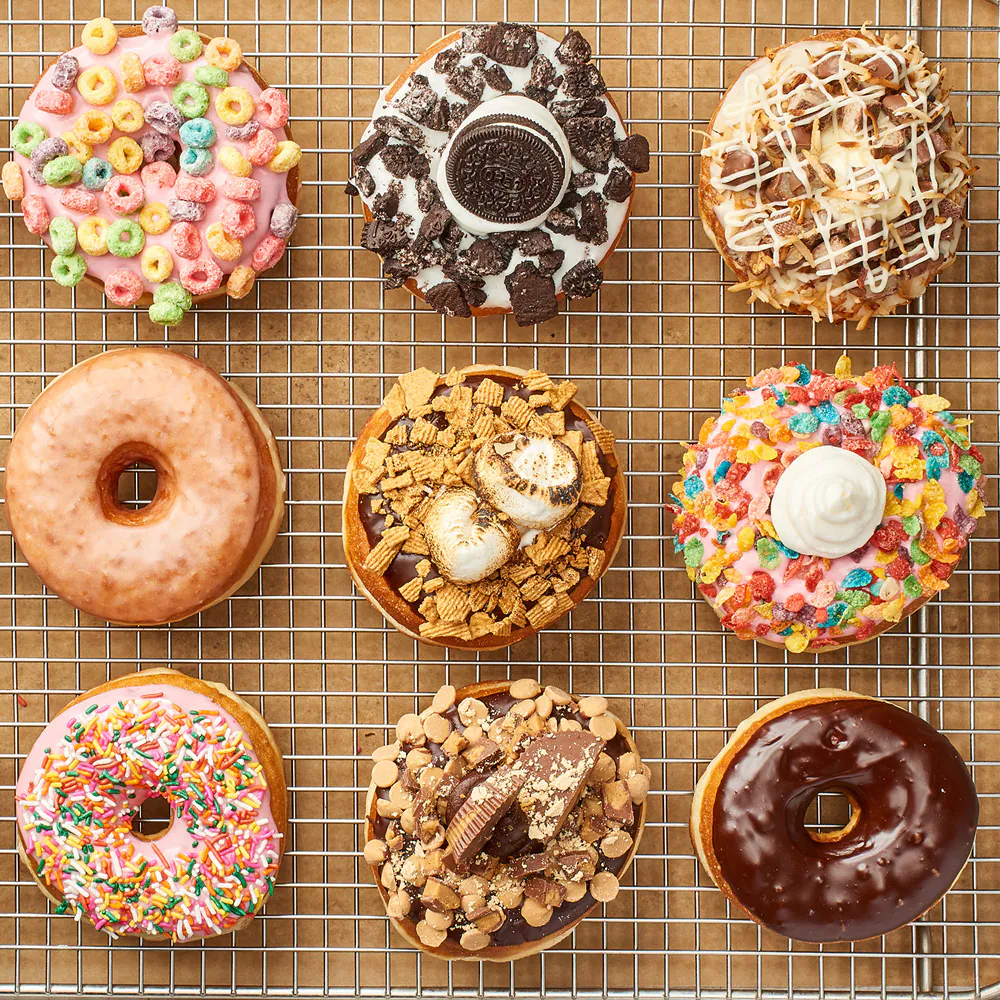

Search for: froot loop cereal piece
xmin=51 ymin=54 xmax=80 ymax=92
xmin=223 ymin=176 xmax=261 ymax=201
xmin=269 ymin=202 xmax=298 ymax=239
xmin=148 ymin=300 xmax=185 ymax=325
xmin=206 ymin=221 xmax=242 ymax=261
xmin=175 ymin=175 xmax=216 ymax=203
xmin=108 ymin=136 xmax=144 ymax=175
xmin=119 ymin=53 xmax=146 ymax=93
xmin=169 ymin=29 xmax=204 ymax=63
xmin=141 ymin=161 xmax=177 ymax=189
xmin=168 ymin=197 xmax=207 ymax=223
xmin=42 ymin=155 xmax=84 ymax=188
xmin=218 ymin=146 xmax=251 ymax=177
xmin=142 ymin=4 xmax=178 ymax=37
xmin=22 ymin=195 xmax=50 ymax=234
xmin=179 ymin=257 xmax=224 ymax=295
xmin=82 ymin=158 xmax=113 ymax=190
xmin=73 ymin=110 xmax=113 ymax=146
xmin=111 ymin=98 xmax=145 ymax=133
xmin=2 ymin=161 xmax=25 ymax=201
xmin=172 ymin=220 xmax=202 ymax=258
xmin=256 ymin=87 xmax=290 ymax=129
xmin=11 ymin=123 xmax=47 ymax=157
xmin=142 ymin=52 xmax=182 ymax=87
xmin=251 ymin=234 xmax=286 ymax=271
xmin=106 ymin=218 xmax=145 ymax=258
xmin=61 ymin=132 xmax=93 ymax=164
xmin=138 ymin=201 xmax=171 ymax=235
xmin=144 ymin=100 xmax=183 ymax=135
xmin=247 ymin=127 xmax=277 ymax=166
xmin=51 ymin=253 xmax=87 ymax=286
xmin=195 ymin=65 xmax=228 ymax=88
xmin=225 ymin=120 xmax=258 ymax=141
xmin=31 ymin=137 xmax=69 ymax=171
xmin=154 ymin=280 xmax=193 ymax=311
xmin=179 ymin=117 xmax=217 ymax=149
xmin=139 ymin=130 xmax=175 ymax=163
xmin=76 ymin=65 xmax=117 ymax=105
xmin=104 ymin=173 xmax=145 ymax=214
xmin=215 ymin=87 xmax=255 ymax=126
xmin=103 ymin=267 xmax=144 ymax=306
xmin=267 ymin=141 xmax=301 ymax=173
xmin=60 ymin=187 xmax=98 ymax=214
xmin=172 ymin=81 xmax=210 ymax=120
xmin=205 ymin=37 xmax=243 ymax=71
xmin=34 ymin=89 xmax=74 ymax=115
xmin=141 ymin=244 xmax=174 ymax=282
xmin=179 ymin=147 xmax=214 ymax=176
xmin=226 ymin=264 xmax=256 ymax=299
xmin=221 ymin=201 xmax=255 ymax=239
xmin=48 ymin=216 xmax=77 ymax=255
xmin=77 ymin=216 xmax=110 ymax=255
xmin=81 ymin=17 xmax=118 ymax=55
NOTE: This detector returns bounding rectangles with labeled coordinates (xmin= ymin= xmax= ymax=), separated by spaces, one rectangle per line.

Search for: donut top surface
xmin=669 ymin=357 xmax=986 ymax=652
xmin=351 ymin=366 xmax=620 ymax=644
xmin=367 ymin=681 xmax=649 ymax=955
xmin=3 ymin=7 xmax=299 ymax=324
xmin=349 ymin=23 xmax=651 ymax=325
xmin=711 ymin=696 xmax=978 ymax=942
xmin=16 ymin=683 xmax=283 ymax=941
xmin=701 ymin=28 xmax=970 ymax=326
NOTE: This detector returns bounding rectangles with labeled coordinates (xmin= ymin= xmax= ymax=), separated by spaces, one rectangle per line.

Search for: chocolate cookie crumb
xmin=615 ymin=134 xmax=650 ymax=172
xmin=556 ymin=29 xmax=592 ymax=65
xmin=571 ymin=170 xmax=596 ymax=190
xmin=361 ymin=218 xmax=410 ymax=254
xmin=372 ymin=182 xmax=401 ymax=219
xmin=478 ymin=22 xmax=539 ymax=67
xmin=343 ymin=181 xmax=359 ymax=196
xmin=373 ymin=115 xmax=425 ymax=145
xmin=578 ymin=192 xmax=608 ymax=244
xmin=505 ymin=261 xmax=559 ymax=326
xmin=537 ymin=249 xmax=565 ymax=277
xmin=546 ymin=208 xmax=578 ymax=236
xmin=560 ymin=190 xmax=582 ymax=211
xmin=352 ymin=130 xmax=388 ymax=170
xmin=419 ymin=201 xmax=453 ymax=241
xmin=564 ymin=115 xmax=615 ymax=173
xmin=517 ymin=229 xmax=554 ymax=255
xmin=562 ymin=259 xmax=604 ymax=298
xmin=563 ymin=63 xmax=607 ymax=99
xmin=416 ymin=177 xmax=440 ymax=213
xmin=448 ymin=63 xmax=486 ymax=103
xmin=425 ymin=280 xmax=472 ymax=317
xmin=484 ymin=64 xmax=512 ymax=92
xmin=603 ymin=166 xmax=634 ymax=202
xmin=355 ymin=168 xmax=376 ymax=198
xmin=460 ymin=237 xmax=513 ymax=276
xmin=434 ymin=47 xmax=460 ymax=75
xmin=550 ymin=97 xmax=607 ymax=123
xmin=379 ymin=144 xmax=417 ymax=178
xmin=531 ymin=54 xmax=557 ymax=89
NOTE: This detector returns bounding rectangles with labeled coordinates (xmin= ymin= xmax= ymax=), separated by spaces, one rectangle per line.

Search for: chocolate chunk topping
xmin=419 ymin=201 xmax=453 ymax=241
xmin=561 ymin=259 xmax=603 ymax=299
xmin=564 ymin=115 xmax=615 ymax=173
xmin=813 ymin=51 xmax=841 ymax=80
xmin=433 ymin=47 xmax=460 ymax=76
xmin=603 ymin=166 xmax=633 ymax=202
xmin=504 ymin=261 xmax=559 ymax=326
xmin=517 ymin=229 xmax=554 ymax=255
xmin=578 ymin=191 xmax=608 ymax=244
xmin=373 ymin=115 xmax=425 ymax=145
xmin=562 ymin=63 xmax=607 ymax=99
xmin=882 ymin=92 xmax=915 ymax=123
xmin=352 ymin=130 xmax=388 ymax=170
xmin=460 ymin=237 xmax=513 ymax=276
xmin=484 ymin=64 xmax=512 ymax=92
xmin=615 ymin=134 xmax=650 ymax=173
xmin=379 ymin=144 xmax=417 ymax=178
xmin=448 ymin=63 xmax=486 ymax=102
xmin=546 ymin=208 xmax=577 ymax=236
xmin=425 ymin=280 xmax=473 ymax=318
xmin=720 ymin=148 xmax=757 ymax=183
xmin=550 ymin=97 xmax=607 ymax=123
xmin=537 ymin=249 xmax=565 ymax=277
xmin=361 ymin=218 xmax=410 ymax=254
xmin=477 ymin=22 xmax=538 ymax=67
xmin=556 ymin=29 xmax=592 ymax=66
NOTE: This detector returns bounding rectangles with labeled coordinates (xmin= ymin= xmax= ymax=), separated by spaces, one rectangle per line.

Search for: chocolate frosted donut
xmin=691 ymin=689 xmax=979 ymax=943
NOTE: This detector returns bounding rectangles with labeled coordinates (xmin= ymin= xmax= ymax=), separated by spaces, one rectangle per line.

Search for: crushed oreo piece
xmin=563 ymin=63 xmax=607 ymax=99
xmin=461 ymin=24 xmax=489 ymax=52
xmin=517 ymin=229 xmax=554 ymax=255
xmin=355 ymin=167 xmax=376 ymax=198
xmin=379 ymin=144 xmax=417 ymax=178
xmin=571 ymin=170 xmax=596 ymax=189
xmin=433 ymin=47 xmax=460 ymax=76
xmin=531 ymin=54 xmax=556 ymax=89
xmin=439 ymin=221 xmax=463 ymax=255
xmin=484 ymin=64 xmax=512 ymax=92
xmin=408 ymin=150 xmax=431 ymax=179
xmin=396 ymin=80 xmax=444 ymax=130
xmin=561 ymin=259 xmax=604 ymax=298
xmin=524 ymin=84 xmax=556 ymax=107
xmin=615 ymin=134 xmax=651 ymax=172
xmin=352 ymin=130 xmax=388 ymax=170
xmin=578 ymin=191 xmax=608 ymax=244
xmin=460 ymin=237 xmax=514 ymax=276
xmin=361 ymin=218 xmax=410 ymax=254
xmin=559 ymin=190 xmax=582 ymax=211
xmin=603 ymin=166 xmax=633 ymax=202
xmin=550 ymin=97 xmax=607 ymax=123
xmin=372 ymin=181 xmax=402 ymax=219
xmin=537 ymin=249 xmax=565 ymax=277
xmin=419 ymin=201 xmax=453 ymax=241
xmin=564 ymin=115 xmax=615 ymax=173
xmin=373 ymin=115 xmax=425 ymax=145
xmin=448 ymin=63 xmax=486 ymax=102
xmin=463 ymin=284 xmax=489 ymax=308
xmin=443 ymin=259 xmax=486 ymax=288
xmin=448 ymin=101 xmax=478 ymax=130
xmin=343 ymin=180 xmax=359 ymax=196
xmin=425 ymin=280 xmax=472 ymax=317
xmin=478 ymin=21 xmax=538 ymax=67
xmin=416 ymin=177 xmax=440 ymax=213
xmin=556 ymin=29 xmax=592 ymax=65
xmin=546 ymin=208 xmax=578 ymax=236
xmin=505 ymin=261 xmax=559 ymax=326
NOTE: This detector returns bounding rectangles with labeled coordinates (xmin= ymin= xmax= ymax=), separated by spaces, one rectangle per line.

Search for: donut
xmin=668 ymin=356 xmax=986 ymax=653
xmin=1 ymin=6 xmax=301 ymax=324
xmin=16 ymin=668 xmax=287 ymax=942
xmin=699 ymin=27 xmax=971 ymax=327
xmin=691 ymin=688 xmax=978 ymax=942
xmin=342 ymin=364 xmax=627 ymax=649
xmin=4 ymin=348 xmax=286 ymax=625
xmin=348 ymin=22 xmax=651 ymax=326
xmin=364 ymin=677 xmax=649 ymax=961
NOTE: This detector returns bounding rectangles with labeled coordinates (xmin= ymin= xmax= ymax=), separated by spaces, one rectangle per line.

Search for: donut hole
xmin=804 ymin=788 xmax=860 ymax=843
xmin=116 ymin=461 xmax=159 ymax=510
xmin=132 ymin=794 xmax=172 ymax=841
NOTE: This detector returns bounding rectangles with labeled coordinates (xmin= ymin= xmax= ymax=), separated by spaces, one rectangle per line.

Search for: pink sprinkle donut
xmin=247 ymin=127 xmax=278 ymax=166
xmin=142 ymin=52 xmax=182 ymax=86
xmin=140 ymin=161 xmax=177 ymax=190
xmin=223 ymin=176 xmax=261 ymax=201
xmin=256 ymin=87 xmax=289 ymax=128
xmin=221 ymin=201 xmax=256 ymax=239
xmin=104 ymin=267 xmax=144 ymax=306
xmin=171 ymin=221 xmax=202 ymax=259
xmin=180 ymin=257 xmax=224 ymax=295
xmin=60 ymin=187 xmax=99 ymax=213
xmin=22 ymin=193 xmax=50 ymax=234
xmin=104 ymin=173 xmax=144 ymax=214
xmin=251 ymin=234 xmax=286 ymax=271
xmin=175 ymin=175 xmax=216 ymax=203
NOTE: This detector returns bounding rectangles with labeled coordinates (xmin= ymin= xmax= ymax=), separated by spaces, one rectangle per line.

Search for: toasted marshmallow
xmin=424 ymin=487 xmax=519 ymax=585
xmin=473 ymin=433 xmax=582 ymax=531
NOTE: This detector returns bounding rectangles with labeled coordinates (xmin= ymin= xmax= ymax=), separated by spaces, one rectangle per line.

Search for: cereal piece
xmin=42 ymin=155 xmax=83 ymax=188
xmin=139 ymin=131 xmax=175 ymax=163
xmin=267 ymin=140 xmax=301 ymax=173
xmin=77 ymin=216 xmax=109 ymax=254
xmin=138 ymin=201 xmax=171 ymax=235
xmin=256 ymin=87 xmax=290 ymax=128
xmin=206 ymin=221 xmax=242 ymax=261
xmin=175 ymin=175 xmax=216 ymax=203
xmin=48 ymin=216 xmax=77 ymax=255
xmin=195 ymin=65 xmax=229 ymax=89
xmin=119 ymin=53 xmax=145 ymax=93
xmin=142 ymin=5 xmax=177 ymax=36
xmin=108 ymin=136 xmax=143 ymax=174
xmin=82 ymin=17 xmax=118 ymax=55
xmin=51 ymin=54 xmax=80 ymax=92
xmin=31 ymin=136 xmax=69 ymax=171
xmin=76 ymin=66 xmax=117 ymax=105
xmin=142 ymin=53 xmax=182 ymax=87
xmin=144 ymin=101 xmax=182 ymax=135
xmin=153 ymin=280 xmax=192 ymax=311
xmin=223 ymin=176 xmax=261 ymax=201
xmin=172 ymin=81 xmax=210 ymax=120
xmin=35 ymin=89 xmax=74 ymax=115
xmin=106 ymin=218 xmax=145 ymax=258
xmin=103 ymin=267 xmax=143 ymax=306
xmin=11 ymin=123 xmax=47 ymax=156
xmin=110 ymin=98 xmax=145 ymax=133
xmin=221 ymin=201 xmax=255 ymax=239
xmin=2 ymin=161 xmax=24 ymax=200
xmin=205 ymin=37 xmax=242 ymax=71
xmin=50 ymin=253 xmax=86 ymax=286
xmin=269 ymin=202 xmax=298 ymax=238
xmin=147 ymin=300 xmax=185 ymax=325
xmin=179 ymin=147 xmax=214 ymax=176
xmin=81 ymin=157 xmax=113 ymax=190
xmin=226 ymin=264 xmax=256 ymax=298
xmin=62 ymin=132 xmax=93 ymax=164
xmin=104 ymin=174 xmax=145 ymax=214
xmin=217 ymin=146 xmax=251 ymax=177
xmin=141 ymin=244 xmax=174 ymax=283
xmin=179 ymin=117 xmax=217 ymax=149
xmin=167 ymin=197 xmax=206 ymax=223
xmin=141 ymin=161 xmax=176 ymax=189
xmin=73 ymin=111 xmax=113 ymax=146
xmin=171 ymin=221 xmax=202 ymax=258
xmin=224 ymin=120 xmax=258 ymax=141
xmin=169 ymin=29 xmax=204 ymax=63
xmin=215 ymin=86 xmax=255 ymax=125
xmin=247 ymin=126 xmax=278 ymax=166
xmin=251 ymin=234 xmax=286 ymax=271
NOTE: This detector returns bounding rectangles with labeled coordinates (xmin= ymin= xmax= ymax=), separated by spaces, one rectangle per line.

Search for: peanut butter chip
xmin=424 ymin=909 xmax=453 ymax=931
xmin=460 ymin=928 xmax=491 ymax=951
xmin=521 ymin=897 xmax=554 ymax=927
xmin=416 ymin=920 xmax=448 ymax=948
xmin=423 ymin=712 xmax=452 ymax=743
xmin=618 ymin=751 xmax=641 ymax=777
xmin=534 ymin=693 xmax=553 ymax=719
xmin=578 ymin=696 xmax=609 ymax=718
xmin=363 ymin=839 xmax=388 ymax=865
xmin=396 ymin=713 xmax=425 ymax=743
xmin=512 ymin=699 xmax=537 ymax=717
xmin=372 ymin=741 xmax=401 ymax=761
xmin=563 ymin=880 xmax=587 ymax=903
xmin=509 ymin=678 xmax=542 ymax=699
xmin=590 ymin=871 xmax=620 ymax=903
xmin=589 ymin=713 xmax=618 ymax=741
xmin=406 ymin=747 xmax=432 ymax=771
xmin=458 ymin=697 xmax=488 ymax=725
xmin=601 ymin=829 xmax=634 ymax=859
xmin=626 ymin=773 xmax=651 ymax=804
xmin=544 ymin=685 xmax=572 ymax=706
xmin=431 ymin=684 xmax=457 ymax=713
xmin=372 ymin=760 xmax=399 ymax=788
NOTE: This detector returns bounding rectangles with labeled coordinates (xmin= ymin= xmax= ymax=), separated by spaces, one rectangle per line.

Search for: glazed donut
xmin=349 ymin=22 xmax=651 ymax=326
xmin=342 ymin=364 xmax=627 ymax=650
xmin=364 ymin=678 xmax=649 ymax=961
xmin=691 ymin=689 xmax=978 ymax=942
xmin=4 ymin=348 xmax=285 ymax=625
xmin=668 ymin=356 xmax=985 ymax=653
xmin=699 ymin=27 xmax=971 ymax=327
xmin=2 ymin=6 xmax=301 ymax=324
xmin=16 ymin=669 xmax=287 ymax=942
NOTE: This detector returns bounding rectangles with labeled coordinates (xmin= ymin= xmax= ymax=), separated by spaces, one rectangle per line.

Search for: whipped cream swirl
xmin=770 ymin=446 xmax=887 ymax=559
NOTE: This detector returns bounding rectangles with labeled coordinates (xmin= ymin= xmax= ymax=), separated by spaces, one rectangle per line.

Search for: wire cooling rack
xmin=1 ymin=0 xmax=998 ymax=996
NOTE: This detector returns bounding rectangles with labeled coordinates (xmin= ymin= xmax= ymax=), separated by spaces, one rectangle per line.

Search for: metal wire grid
xmin=0 ymin=0 xmax=997 ymax=996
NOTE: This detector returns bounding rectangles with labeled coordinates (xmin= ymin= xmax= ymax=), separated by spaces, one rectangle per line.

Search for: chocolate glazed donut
xmin=691 ymin=689 xmax=978 ymax=943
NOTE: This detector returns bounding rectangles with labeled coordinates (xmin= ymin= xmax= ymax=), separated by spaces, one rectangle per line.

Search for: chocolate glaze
xmin=712 ymin=698 xmax=979 ymax=942
xmin=359 ymin=373 xmax=617 ymax=608
xmin=373 ymin=688 xmax=636 ymax=949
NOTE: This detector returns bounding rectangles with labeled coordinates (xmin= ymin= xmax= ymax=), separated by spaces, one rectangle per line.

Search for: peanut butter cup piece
xmin=443 ymin=762 xmax=526 ymax=867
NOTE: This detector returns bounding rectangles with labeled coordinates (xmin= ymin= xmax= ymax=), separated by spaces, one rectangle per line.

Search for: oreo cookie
xmin=373 ymin=115 xmax=425 ymax=145
xmin=504 ymin=261 xmax=558 ymax=326
xmin=578 ymin=192 xmax=609 ymax=244
xmin=477 ymin=22 xmax=538 ymax=67
xmin=425 ymin=280 xmax=472 ymax=317
xmin=564 ymin=115 xmax=615 ymax=173
xmin=603 ymin=166 xmax=634 ymax=202
xmin=556 ymin=29 xmax=592 ymax=66
xmin=561 ymin=259 xmax=603 ymax=298
xmin=484 ymin=64 xmax=512 ymax=92
xmin=616 ymin=134 xmax=651 ymax=172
